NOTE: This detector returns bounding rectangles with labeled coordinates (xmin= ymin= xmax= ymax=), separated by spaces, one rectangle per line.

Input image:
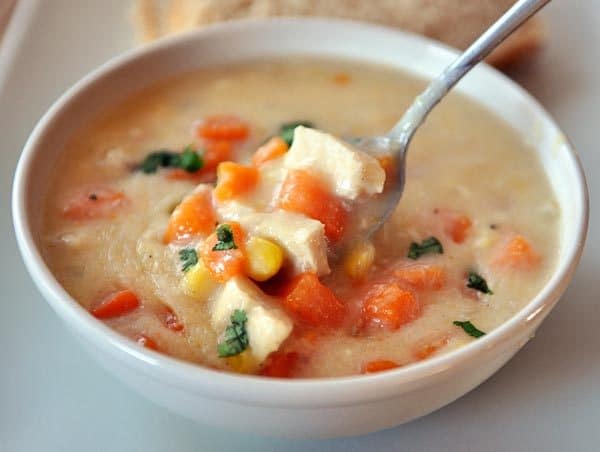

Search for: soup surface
xmin=41 ymin=59 xmax=560 ymax=378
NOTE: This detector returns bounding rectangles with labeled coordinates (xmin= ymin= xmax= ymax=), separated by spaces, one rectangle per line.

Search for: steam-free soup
xmin=41 ymin=60 xmax=559 ymax=377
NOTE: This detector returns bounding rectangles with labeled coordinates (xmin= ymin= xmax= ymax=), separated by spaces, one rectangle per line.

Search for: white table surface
xmin=1 ymin=1 xmax=598 ymax=450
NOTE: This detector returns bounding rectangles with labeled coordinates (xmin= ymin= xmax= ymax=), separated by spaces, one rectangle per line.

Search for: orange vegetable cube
xmin=413 ymin=337 xmax=449 ymax=361
xmin=394 ymin=264 xmax=446 ymax=290
xmin=282 ymin=273 xmax=346 ymax=328
xmin=201 ymin=222 xmax=246 ymax=282
xmin=260 ymin=351 xmax=299 ymax=378
xmin=92 ymin=289 xmax=140 ymax=319
xmin=136 ymin=334 xmax=159 ymax=351
xmin=63 ymin=187 xmax=127 ymax=221
xmin=361 ymin=359 xmax=399 ymax=374
xmin=277 ymin=169 xmax=347 ymax=242
xmin=163 ymin=189 xmax=216 ymax=243
xmin=436 ymin=209 xmax=472 ymax=244
xmin=492 ymin=235 xmax=540 ymax=269
xmin=195 ymin=114 xmax=250 ymax=141
xmin=362 ymin=284 xmax=420 ymax=330
xmin=251 ymin=136 xmax=288 ymax=166
xmin=214 ymin=162 xmax=259 ymax=202
xmin=203 ymin=140 xmax=233 ymax=171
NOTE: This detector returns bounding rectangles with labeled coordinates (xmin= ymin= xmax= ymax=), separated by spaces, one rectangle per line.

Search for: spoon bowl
xmin=353 ymin=0 xmax=551 ymax=242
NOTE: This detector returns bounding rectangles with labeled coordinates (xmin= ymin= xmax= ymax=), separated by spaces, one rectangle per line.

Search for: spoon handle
xmin=388 ymin=0 xmax=551 ymax=148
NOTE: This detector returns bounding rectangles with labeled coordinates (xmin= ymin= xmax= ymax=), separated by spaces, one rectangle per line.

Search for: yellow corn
xmin=245 ymin=236 xmax=284 ymax=282
xmin=181 ymin=260 xmax=217 ymax=299
xmin=343 ymin=240 xmax=376 ymax=280
xmin=226 ymin=349 xmax=260 ymax=374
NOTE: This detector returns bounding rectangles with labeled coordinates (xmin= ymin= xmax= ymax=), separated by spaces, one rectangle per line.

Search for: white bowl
xmin=12 ymin=19 xmax=588 ymax=438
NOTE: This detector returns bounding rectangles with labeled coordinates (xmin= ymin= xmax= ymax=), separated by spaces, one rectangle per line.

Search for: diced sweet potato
xmin=260 ymin=351 xmax=299 ymax=378
xmin=282 ymin=273 xmax=345 ymax=328
xmin=195 ymin=114 xmax=249 ymax=141
xmin=252 ymin=136 xmax=288 ymax=166
xmin=361 ymin=359 xmax=399 ymax=374
xmin=92 ymin=289 xmax=140 ymax=319
xmin=63 ymin=187 xmax=127 ymax=221
xmin=136 ymin=334 xmax=159 ymax=351
xmin=436 ymin=209 xmax=472 ymax=244
xmin=492 ymin=235 xmax=540 ymax=269
xmin=362 ymin=284 xmax=420 ymax=330
xmin=394 ymin=264 xmax=446 ymax=291
xmin=214 ymin=162 xmax=259 ymax=202
xmin=277 ymin=169 xmax=347 ymax=242
xmin=201 ymin=223 xmax=246 ymax=282
xmin=163 ymin=189 xmax=216 ymax=243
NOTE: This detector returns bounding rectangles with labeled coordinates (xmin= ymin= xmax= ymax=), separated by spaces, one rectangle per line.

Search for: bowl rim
xmin=12 ymin=17 xmax=589 ymax=408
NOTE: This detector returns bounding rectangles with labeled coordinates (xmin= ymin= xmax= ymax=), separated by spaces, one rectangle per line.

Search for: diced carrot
xmin=213 ymin=162 xmax=259 ymax=202
xmin=492 ymin=235 xmax=540 ymax=269
xmin=277 ymin=169 xmax=347 ymax=242
xmin=435 ymin=209 xmax=472 ymax=244
xmin=136 ymin=334 xmax=159 ymax=351
xmin=92 ymin=289 xmax=140 ymax=319
xmin=163 ymin=189 xmax=216 ymax=244
xmin=394 ymin=264 xmax=446 ymax=290
xmin=163 ymin=306 xmax=184 ymax=332
xmin=203 ymin=140 xmax=234 ymax=171
xmin=201 ymin=222 xmax=246 ymax=282
xmin=413 ymin=337 xmax=449 ymax=361
xmin=282 ymin=273 xmax=346 ymax=328
xmin=260 ymin=351 xmax=299 ymax=378
xmin=362 ymin=283 xmax=420 ymax=330
xmin=195 ymin=114 xmax=250 ymax=141
xmin=165 ymin=168 xmax=203 ymax=181
xmin=333 ymin=73 xmax=351 ymax=85
xmin=361 ymin=359 xmax=399 ymax=374
xmin=251 ymin=136 xmax=289 ymax=166
xmin=63 ymin=187 xmax=127 ymax=221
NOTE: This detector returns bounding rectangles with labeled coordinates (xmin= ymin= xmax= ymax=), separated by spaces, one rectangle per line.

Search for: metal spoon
xmin=353 ymin=0 xmax=551 ymax=241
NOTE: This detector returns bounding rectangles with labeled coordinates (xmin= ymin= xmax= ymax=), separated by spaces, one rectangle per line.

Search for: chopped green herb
xmin=212 ymin=224 xmax=237 ymax=251
xmin=453 ymin=320 xmax=486 ymax=338
xmin=218 ymin=309 xmax=249 ymax=357
xmin=279 ymin=120 xmax=314 ymax=146
xmin=139 ymin=150 xmax=180 ymax=173
xmin=466 ymin=271 xmax=493 ymax=294
xmin=179 ymin=248 xmax=198 ymax=272
xmin=138 ymin=146 xmax=203 ymax=174
xmin=179 ymin=145 xmax=203 ymax=172
xmin=407 ymin=236 xmax=444 ymax=260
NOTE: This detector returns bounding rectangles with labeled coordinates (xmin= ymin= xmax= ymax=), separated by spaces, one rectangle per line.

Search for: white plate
xmin=1 ymin=0 xmax=598 ymax=450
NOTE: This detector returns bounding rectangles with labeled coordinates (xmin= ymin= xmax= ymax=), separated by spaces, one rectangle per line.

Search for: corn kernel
xmin=226 ymin=349 xmax=260 ymax=374
xmin=181 ymin=260 xmax=217 ymax=299
xmin=343 ymin=240 xmax=375 ymax=280
xmin=245 ymin=236 xmax=284 ymax=281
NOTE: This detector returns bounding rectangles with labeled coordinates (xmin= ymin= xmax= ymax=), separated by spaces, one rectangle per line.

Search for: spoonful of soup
xmin=340 ymin=0 xmax=551 ymax=244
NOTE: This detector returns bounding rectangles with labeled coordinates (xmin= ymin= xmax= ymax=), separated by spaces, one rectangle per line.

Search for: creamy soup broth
xmin=41 ymin=59 xmax=559 ymax=377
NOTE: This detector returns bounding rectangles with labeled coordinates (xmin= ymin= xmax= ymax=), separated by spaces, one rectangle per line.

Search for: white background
xmin=1 ymin=0 xmax=598 ymax=450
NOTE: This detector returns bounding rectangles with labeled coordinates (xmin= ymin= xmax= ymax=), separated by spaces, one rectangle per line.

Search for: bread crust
xmin=131 ymin=0 xmax=546 ymax=68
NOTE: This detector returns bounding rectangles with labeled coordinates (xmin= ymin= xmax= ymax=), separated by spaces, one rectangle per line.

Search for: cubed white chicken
xmin=284 ymin=126 xmax=386 ymax=200
xmin=211 ymin=276 xmax=293 ymax=362
xmin=217 ymin=206 xmax=330 ymax=276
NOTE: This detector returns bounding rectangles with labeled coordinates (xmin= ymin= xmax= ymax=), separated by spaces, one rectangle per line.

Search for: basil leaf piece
xmin=138 ymin=146 xmax=203 ymax=173
xmin=218 ymin=309 xmax=249 ymax=357
xmin=453 ymin=320 xmax=486 ymax=338
xmin=140 ymin=150 xmax=180 ymax=174
xmin=212 ymin=224 xmax=237 ymax=251
xmin=407 ymin=236 xmax=444 ymax=260
xmin=279 ymin=120 xmax=314 ymax=146
xmin=179 ymin=248 xmax=198 ymax=272
xmin=466 ymin=271 xmax=493 ymax=294
xmin=179 ymin=145 xmax=203 ymax=172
